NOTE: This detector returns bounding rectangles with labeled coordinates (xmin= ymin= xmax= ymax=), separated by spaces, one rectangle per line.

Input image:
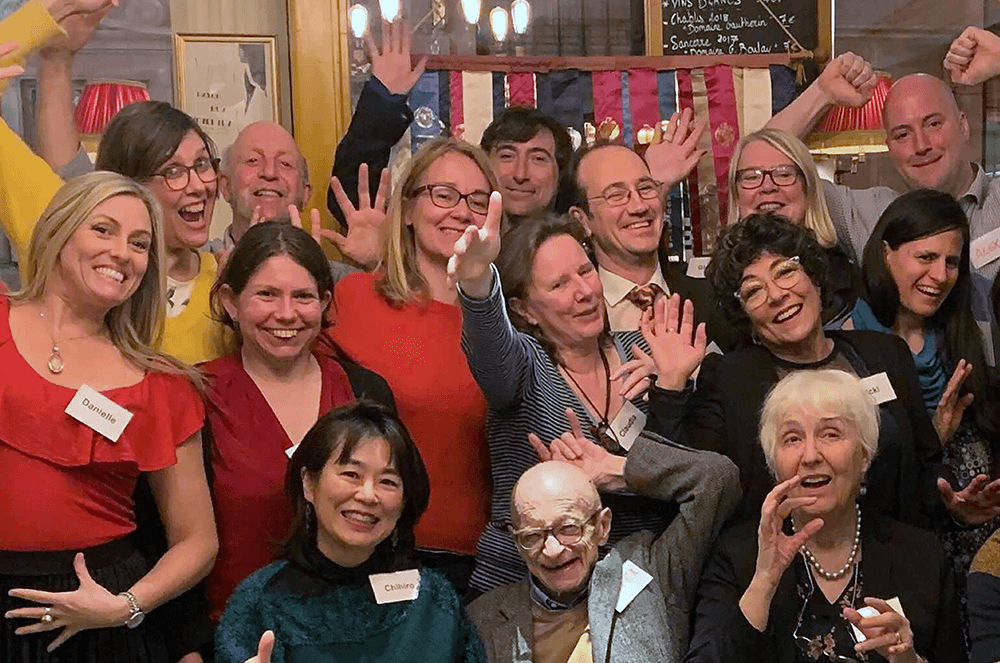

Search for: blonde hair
xmin=759 ymin=369 xmax=880 ymax=478
xmin=11 ymin=171 xmax=199 ymax=382
xmin=377 ymin=138 xmax=501 ymax=306
xmin=728 ymin=128 xmax=838 ymax=248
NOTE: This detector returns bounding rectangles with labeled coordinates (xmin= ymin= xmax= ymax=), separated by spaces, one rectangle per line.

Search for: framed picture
xmin=173 ymin=34 xmax=280 ymax=151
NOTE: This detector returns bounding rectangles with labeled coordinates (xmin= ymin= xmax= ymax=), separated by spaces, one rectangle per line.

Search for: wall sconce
xmin=490 ymin=6 xmax=509 ymax=41
xmin=379 ymin=0 xmax=401 ymax=22
xmin=461 ymin=0 xmax=481 ymax=25
xmin=75 ymin=80 xmax=150 ymax=157
xmin=349 ymin=4 xmax=369 ymax=38
xmin=511 ymin=0 xmax=530 ymax=35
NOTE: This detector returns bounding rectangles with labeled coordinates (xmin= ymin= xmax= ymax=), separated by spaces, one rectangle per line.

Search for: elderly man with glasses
xmin=467 ymin=429 xmax=739 ymax=663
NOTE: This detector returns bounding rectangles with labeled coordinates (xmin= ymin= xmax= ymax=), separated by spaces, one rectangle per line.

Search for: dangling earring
xmin=858 ymin=478 xmax=868 ymax=500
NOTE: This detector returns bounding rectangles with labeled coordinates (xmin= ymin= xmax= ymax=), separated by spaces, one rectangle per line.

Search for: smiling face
xmin=144 ymin=130 xmax=217 ymax=250
xmin=573 ymin=146 xmax=663 ymax=269
xmin=221 ymin=122 xmax=311 ymax=238
xmin=488 ymin=129 xmax=559 ymax=217
xmin=883 ymin=75 xmax=972 ymax=196
xmin=405 ymin=151 xmax=492 ymax=266
xmin=884 ymin=229 xmax=963 ymax=320
xmin=303 ymin=437 xmax=404 ymax=567
xmin=773 ymin=407 xmax=870 ymax=517
xmin=221 ymin=254 xmax=330 ymax=365
xmin=740 ymin=251 xmax=824 ymax=352
xmin=53 ymin=194 xmax=152 ymax=311
xmin=735 ymin=140 xmax=807 ymax=224
xmin=512 ymin=234 xmax=606 ymax=351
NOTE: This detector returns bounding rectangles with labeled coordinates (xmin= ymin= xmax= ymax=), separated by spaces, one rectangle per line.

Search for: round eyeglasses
xmin=735 ymin=256 xmax=804 ymax=310
xmin=735 ymin=165 xmax=802 ymax=190
xmin=588 ymin=179 xmax=663 ymax=208
xmin=152 ymin=157 xmax=221 ymax=191
xmin=411 ymin=184 xmax=492 ymax=215
xmin=510 ymin=509 xmax=601 ymax=552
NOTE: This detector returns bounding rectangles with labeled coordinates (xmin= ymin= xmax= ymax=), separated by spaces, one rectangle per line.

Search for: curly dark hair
xmin=706 ymin=213 xmax=833 ymax=339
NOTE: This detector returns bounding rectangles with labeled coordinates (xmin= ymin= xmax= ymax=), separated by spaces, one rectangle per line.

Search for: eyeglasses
xmin=735 ymin=256 xmax=804 ymax=310
xmin=510 ymin=509 xmax=601 ymax=552
xmin=588 ymin=179 xmax=663 ymax=207
xmin=792 ymin=563 xmax=862 ymax=663
xmin=152 ymin=157 xmax=221 ymax=191
xmin=735 ymin=165 xmax=802 ymax=190
xmin=411 ymin=184 xmax=492 ymax=215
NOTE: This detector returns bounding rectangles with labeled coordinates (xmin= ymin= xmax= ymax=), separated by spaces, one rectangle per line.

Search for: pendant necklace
xmin=39 ymin=310 xmax=100 ymax=374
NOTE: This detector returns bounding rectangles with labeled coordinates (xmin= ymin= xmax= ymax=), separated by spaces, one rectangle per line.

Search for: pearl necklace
xmin=794 ymin=504 xmax=861 ymax=581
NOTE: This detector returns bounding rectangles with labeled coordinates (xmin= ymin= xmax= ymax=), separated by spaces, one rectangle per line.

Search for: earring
xmin=858 ymin=479 xmax=868 ymax=499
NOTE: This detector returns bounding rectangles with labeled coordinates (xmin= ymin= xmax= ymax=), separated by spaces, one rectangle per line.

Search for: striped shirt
xmin=460 ymin=269 xmax=670 ymax=593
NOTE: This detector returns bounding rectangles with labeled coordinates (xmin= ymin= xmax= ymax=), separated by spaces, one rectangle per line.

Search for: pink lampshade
xmin=74 ymin=80 xmax=151 ymax=135
xmin=808 ymin=74 xmax=892 ymax=155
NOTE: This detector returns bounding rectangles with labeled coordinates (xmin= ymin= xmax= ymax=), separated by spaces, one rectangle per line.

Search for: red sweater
xmin=324 ymin=273 xmax=490 ymax=555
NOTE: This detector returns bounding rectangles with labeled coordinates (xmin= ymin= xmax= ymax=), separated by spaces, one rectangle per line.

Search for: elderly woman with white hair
xmin=685 ymin=370 xmax=964 ymax=663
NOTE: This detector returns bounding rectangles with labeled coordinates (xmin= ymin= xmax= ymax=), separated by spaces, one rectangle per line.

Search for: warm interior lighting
xmin=511 ymin=0 xmax=530 ymax=35
xmin=379 ymin=0 xmax=401 ymax=23
xmin=349 ymin=4 xmax=369 ymax=38
xmin=808 ymin=74 xmax=892 ymax=156
xmin=75 ymin=80 xmax=150 ymax=155
xmin=489 ymin=6 xmax=509 ymax=41
xmin=461 ymin=0 xmax=481 ymax=25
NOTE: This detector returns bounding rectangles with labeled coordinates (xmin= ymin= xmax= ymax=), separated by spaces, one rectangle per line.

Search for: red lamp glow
xmin=74 ymin=80 xmax=151 ymax=152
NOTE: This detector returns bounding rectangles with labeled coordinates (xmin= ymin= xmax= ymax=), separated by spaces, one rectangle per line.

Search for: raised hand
xmin=41 ymin=4 xmax=110 ymax=56
xmin=638 ymin=293 xmax=707 ymax=391
xmin=447 ymin=191 xmax=503 ymax=298
xmin=938 ymin=473 xmax=1000 ymax=525
xmin=644 ymin=108 xmax=707 ymax=189
xmin=243 ymin=631 xmax=275 ymax=663
xmin=367 ymin=20 xmax=428 ymax=95
xmin=528 ymin=409 xmax=626 ymax=491
xmin=933 ymin=359 xmax=974 ymax=443
xmin=44 ymin=0 xmax=118 ymax=23
xmin=844 ymin=598 xmax=919 ymax=663
xmin=610 ymin=345 xmax=657 ymax=400
xmin=327 ymin=163 xmax=391 ymax=269
xmin=817 ymin=52 xmax=877 ymax=107
xmin=5 ymin=553 xmax=131 ymax=652
xmin=945 ymin=26 xmax=1000 ymax=86
xmin=0 ymin=42 xmax=24 ymax=81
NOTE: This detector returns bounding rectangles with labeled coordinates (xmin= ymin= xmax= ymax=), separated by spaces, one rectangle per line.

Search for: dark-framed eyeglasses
xmin=588 ymin=179 xmax=663 ymax=207
xmin=152 ymin=157 xmax=221 ymax=191
xmin=735 ymin=165 xmax=802 ymax=190
xmin=791 ymin=562 xmax=862 ymax=663
xmin=410 ymin=184 xmax=492 ymax=215
xmin=734 ymin=256 xmax=804 ymax=310
xmin=510 ymin=509 xmax=602 ymax=552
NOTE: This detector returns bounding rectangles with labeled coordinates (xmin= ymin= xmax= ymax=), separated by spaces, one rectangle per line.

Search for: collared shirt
xmin=599 ymin=264 xmax=671 ymax=332
xmin=529 ymin=575 xmax=592 ymax=663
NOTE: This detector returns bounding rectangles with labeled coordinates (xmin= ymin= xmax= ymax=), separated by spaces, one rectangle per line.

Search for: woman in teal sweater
xmin=215 ymin=402 xmax=485 ymax=663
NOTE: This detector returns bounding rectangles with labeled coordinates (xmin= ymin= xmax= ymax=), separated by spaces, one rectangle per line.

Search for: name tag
xmin=64 ymin=384 xmax=133 ymax=443
xmin=285 ymin=443 xmax=299 ymax=459
xmin=609 ymin=401 xmax=646 ymax=451
xmin=686 ymin=257 xmax=711 ymax=279
xmin=859 ymin=372 xmax=897 ymax=405
xmin=616 ymin=560 xmax=653 ymax=612
xmin=851 ymin=597 xmax=905 ymax=642
xmin=369 ymin=569 xmax=421 ymax=604
xmin=971 ymin=226 xmax=1000 ymax=269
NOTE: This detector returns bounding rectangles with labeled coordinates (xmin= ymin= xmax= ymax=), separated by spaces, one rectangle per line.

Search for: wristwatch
xmin=119 ymin=591 xmax=144 ymax=629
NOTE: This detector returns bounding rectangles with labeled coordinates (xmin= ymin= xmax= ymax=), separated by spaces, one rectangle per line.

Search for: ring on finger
xmin=40 ymin=607 xmax=53 ymax=624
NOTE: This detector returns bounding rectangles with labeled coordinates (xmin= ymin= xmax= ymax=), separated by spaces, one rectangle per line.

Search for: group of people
xmin=4 ymin=2 xmax=1000 ymax=663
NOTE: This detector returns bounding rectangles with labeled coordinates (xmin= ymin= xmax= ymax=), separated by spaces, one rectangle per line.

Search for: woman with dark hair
xmin=451 ymin=208 xmax=701 ymax=594
xmin=214 ymin=401 xmax=485 ymax=663
xmin=202 ymin=222 xmax=393 ymax=622
xmin=646 ymin=213 xmax=952 ymax=530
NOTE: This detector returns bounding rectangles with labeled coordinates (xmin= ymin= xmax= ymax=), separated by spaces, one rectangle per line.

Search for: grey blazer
xmin=468 ymin=432 xmax=740 ymax=663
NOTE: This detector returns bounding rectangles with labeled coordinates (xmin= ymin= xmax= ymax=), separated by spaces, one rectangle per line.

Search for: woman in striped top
xmin=452 ymin=208 xmax=707 ymax=594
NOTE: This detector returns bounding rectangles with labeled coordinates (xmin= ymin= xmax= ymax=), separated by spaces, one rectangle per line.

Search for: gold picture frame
xmin=173 ymin=33 xmax=281 ymax=151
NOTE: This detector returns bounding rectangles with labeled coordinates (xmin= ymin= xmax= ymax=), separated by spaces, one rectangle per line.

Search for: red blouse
xmin=0 ymin=296 xmax=204 ymax=551
xmin=203 ymin=351 xmax=355 ymax=621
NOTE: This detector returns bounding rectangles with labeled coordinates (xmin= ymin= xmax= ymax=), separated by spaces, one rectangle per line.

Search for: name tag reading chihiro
xmin=859 ymin=372 xmax=897 ymax=405
xmin=369 ymin=569 xmax=420 ymax=604
xmin=609 ymin=401 xmax=646 ymax=451
xmin=64 ymin=384 xmax=134 ymax=443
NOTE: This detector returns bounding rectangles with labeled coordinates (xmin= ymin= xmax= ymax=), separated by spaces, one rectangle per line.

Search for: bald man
xmin=468 ymin=433 xmax=739 ymax=663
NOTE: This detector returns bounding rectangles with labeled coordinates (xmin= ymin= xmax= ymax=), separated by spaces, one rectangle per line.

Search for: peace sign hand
xmin=447 ymin=191 xmax=503 ymax=298
xmin=528 ymin=408 xmax=627 ymax=491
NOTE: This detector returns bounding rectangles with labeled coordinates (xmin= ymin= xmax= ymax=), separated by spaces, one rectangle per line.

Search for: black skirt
xmin=0 ymin=536 xmax=170 ymax=663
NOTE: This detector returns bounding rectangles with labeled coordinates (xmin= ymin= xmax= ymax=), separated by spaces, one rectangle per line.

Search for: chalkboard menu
xmin=660 ymin=0 xmax=820 ymax=56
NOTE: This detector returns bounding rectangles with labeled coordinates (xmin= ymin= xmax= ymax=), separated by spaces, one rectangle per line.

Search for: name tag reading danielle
xmin=369 ymin=569 xmax=421 ymax=604
xmin=64 ymin=384 xmax=134 ymax=443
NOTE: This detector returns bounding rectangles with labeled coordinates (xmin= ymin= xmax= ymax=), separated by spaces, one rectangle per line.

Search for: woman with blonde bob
xmin=0 ymin=172 xmax=217 ymax=663
xmin=687 ymin=369 xmax=964 ymax=663
xmin=728 ymin=128 xmax=860 ymax=326
xmin=323 ymin=138 xmax=500 ymax=598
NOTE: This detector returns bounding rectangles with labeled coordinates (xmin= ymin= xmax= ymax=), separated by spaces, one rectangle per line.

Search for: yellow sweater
xmin=0 ymin=3 xmax=222 ymax=364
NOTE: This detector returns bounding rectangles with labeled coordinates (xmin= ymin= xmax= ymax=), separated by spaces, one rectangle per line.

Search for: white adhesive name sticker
xmin=686 ymin=257 xmax=711 ymax=279
xmin=609 ymin=401 xmax=646 ymax=451
xmin=972 ymin=226 xmax=1000 ymax=269
xmin=616 ymin=560 xmax=653 ymax=612
xmin=64 ymin=384 xmax=134 ymax=443
xmin=285 ymin=443 xmax=299 ymax=459
xmin=369 ymin=569 xmax=421 ymax=604
xmin=859 ymin=372 xmax=897 ymax=405
xmin=851 ymin=597 xmax=905 ymax=642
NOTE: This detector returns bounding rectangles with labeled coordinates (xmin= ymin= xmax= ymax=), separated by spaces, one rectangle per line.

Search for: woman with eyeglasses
xmin=685 ymin=369 xmax=964 ymax=663
xmin=728 ymin=128 xmax=862 ymax=328
xmin=648 ymin=214 xmax=947 ymax=530
xmin=321 ymin=138 xmax=499 ymax=600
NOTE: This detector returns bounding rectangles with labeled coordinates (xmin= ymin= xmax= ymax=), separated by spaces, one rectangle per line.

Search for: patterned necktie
xmin=623 ymin=283 xmax=664 ymax=312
